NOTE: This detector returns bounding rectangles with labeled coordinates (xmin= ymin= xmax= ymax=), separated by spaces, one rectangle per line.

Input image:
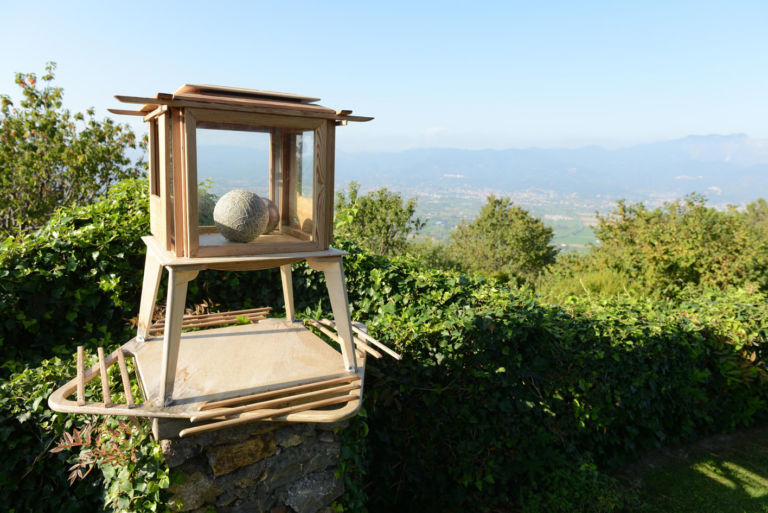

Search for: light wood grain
xmin=199 ymin=374 xmax=360 ymax=410
xmin=97 ymin=347 xmax=112 ymax=407
xmin=115 ymin=95 xmax=372 ymax=122
xmin=107 ymin=108 xmax=145 ymax=116
xmin=136 ymin=249 xmax=163 ymax=342
xmin=77 ymin=346 xmax=85 ymax=406
xmin=179 ymin=394 xmax=360 ymax=437
xmin=158 ymin=269 xmax=198 ymax=406
xmin=186 ymin=108 xmax=323 ymax=130
xmin=306 ymin=258 xmax=358 ymax=371
xmin=184 ymin=111 xmax=199 ymax=257
xmin=192 ymin=382 xmax=361 ymax=422
xmin=175 ymin=92 xmax=335 ymax=115
xmin=116 ymin=348 xmax=135 ymax=407
xmin=307 ymin=319 xmax=382 ymax=359
xmin=171 ymin=109 xmax=186 ymax=257
xmin=323 ymin=320 xmax=402 ymax=360
xmin=173 ymin=84 xmax=321 ymax=103
xmin=158 ymin=112 xmax=173 ymax=251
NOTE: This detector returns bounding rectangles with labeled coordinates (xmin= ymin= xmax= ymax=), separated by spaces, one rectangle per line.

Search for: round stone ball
xmin=262 ymin=197 xmax=279 ymax=233
xmin=213 ymin=189 xmax=268 ymax=243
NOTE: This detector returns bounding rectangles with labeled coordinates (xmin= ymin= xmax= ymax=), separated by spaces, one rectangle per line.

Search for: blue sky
xmin=1 ymin=1 xmax=767 ymax=151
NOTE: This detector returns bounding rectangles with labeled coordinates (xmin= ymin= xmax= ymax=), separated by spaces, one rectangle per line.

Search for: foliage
xmin=53 ymin=418 xmax=178 ymax=513
xmin=2 ymin=181 xmax=768 ymax=512
xmin=744 ymin=197 xmax=768 ymax=231
xmin=538 ymin=195 xmax=768 ymax=301
xmin=449 ymin=195 xmax=558 ymax=285
xmin=0 ymin=62 xmax=144 ymax=235
xmin=331 ymin=410 xmax=370 ymax=513
xmin=334 ymin=181 xmax=425 ymax=256
xmin=1 ymin=352 xmax=176 ymax=513
xmin=0 ymin=356 xmax=104 ymax=512
xmin=198 ymin=180 xmax=218 ymax=226
xmin=0 ymin=179 xmax=150 ymax=373
xmin=405 ymin=238 xmax=462 ymax=272
xmin=591 ymin=194 xmax=768 ymax=297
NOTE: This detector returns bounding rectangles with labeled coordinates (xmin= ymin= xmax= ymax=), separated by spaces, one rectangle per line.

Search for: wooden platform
xmin=135 ymin=318 xmax=359 ymax=410
xmin=48 ymin=318 xmax=366 ymax=431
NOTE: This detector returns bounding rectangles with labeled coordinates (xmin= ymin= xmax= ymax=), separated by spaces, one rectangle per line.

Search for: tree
xmin=334 ymin=181 xmax=425 ymax=256
xmin=450 ymin=195 xmax=558 ymax=284
xmin=0 ymin=62 xmax=144 ymax=235
xmin=591 ymin=194 xmax=768 ymax=295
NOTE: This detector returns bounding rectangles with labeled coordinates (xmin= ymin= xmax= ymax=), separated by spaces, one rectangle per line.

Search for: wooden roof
xmin=174 ymin=84 xmax=321 ymax=104
xmin=110 ymin=84 xmax=372 ymax=123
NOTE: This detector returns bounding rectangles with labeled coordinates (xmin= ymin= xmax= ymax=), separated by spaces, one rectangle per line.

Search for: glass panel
xmin=149 ymin=121 xmax=160 ymax=197
xmin=284 ymin=130 xmax=315 ymax=239
xmin=195 ymin=126 xmax=274 ymax=246
xmin=297 ymin=131 xmax=314 ymax=198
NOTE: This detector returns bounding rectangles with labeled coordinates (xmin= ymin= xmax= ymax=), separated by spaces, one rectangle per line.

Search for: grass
xmin=626 ymin=425 xmax=768 ymax=512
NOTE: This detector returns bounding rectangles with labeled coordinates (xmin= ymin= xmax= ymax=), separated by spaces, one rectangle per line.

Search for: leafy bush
xmin=0 ymin=179 xmax=149 ymax=373
xmin=335 ymin=181 xmax=425 ymax=256
xmin=0 ymin=62 xmax=144 ymax=235
xmin=448 ymin=195 xmax=558 ymax=285
xmin=2 ymin=181 xmax=768 ymax=512
xmin=541 ymin=195 xmax=768 ymax=300
xmin=0 ymin=356 xmax=104 ymax=512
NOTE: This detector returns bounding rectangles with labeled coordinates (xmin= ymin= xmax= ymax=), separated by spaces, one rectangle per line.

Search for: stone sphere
xmin=263 ymin=198 xmax=280 ymax=233
xmin=213 ymin=189 xmax=268 ymax=243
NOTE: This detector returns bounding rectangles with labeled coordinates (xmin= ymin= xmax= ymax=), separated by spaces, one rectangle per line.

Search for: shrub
xmin=2 ymin=181 xmax=767 ymax=512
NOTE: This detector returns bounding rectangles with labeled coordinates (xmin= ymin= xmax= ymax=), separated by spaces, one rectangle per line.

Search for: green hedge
xmin=2 ymin=180 xmax=768 ymax=512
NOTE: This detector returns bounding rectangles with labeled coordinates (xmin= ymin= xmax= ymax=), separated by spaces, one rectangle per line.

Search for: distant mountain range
xmin=195 ymin=133 xmax=767 ymax=247
xmin=196 ymin=134 xmax=767 ymax=206
xmin=334 ymin=134 xmax=768 ymax=205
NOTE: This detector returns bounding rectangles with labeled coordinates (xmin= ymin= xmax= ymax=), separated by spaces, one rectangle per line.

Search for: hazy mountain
xmin=196 ymin=134 xmax=767 ymax=205
xmin=196 ymin=134 xmax=767 ymax=248
xmin=334 ymin=134 xmax=768 ymax=204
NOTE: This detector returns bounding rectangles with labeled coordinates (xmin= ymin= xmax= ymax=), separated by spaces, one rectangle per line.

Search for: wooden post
xmin=136 ymin=249 xmax=164 ymax=342
xmin=307 ymin=257 xmax=357 ymax=372
xmin=116 ymin=348 xmax=135 ymax=407
xmin=97 ymin=347 xmax=112 ymax=407
xmin=158 ymin=268 xmax=199 ymax=406
xmin=76 ymin=346 xmax=85 ymax=406
xmin=280 ymin=264 xmax=295 ymax=321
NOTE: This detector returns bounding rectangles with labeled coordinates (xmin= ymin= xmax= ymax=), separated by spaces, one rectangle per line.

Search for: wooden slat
xmin=171 ymin=108 xmax=186 ymax=257
xmin=322 ymin=319 xmax=402 ymax=360
xmin=192 ymin=382 xmax=361 ymax=422
xmin=149 ymin=314 xmax=266 ymax=334
xmin=337 ymin=115 xmax=374 ymax=122
xmin=184 ymin=110 xmax=199 ymax=257
xmin=200 ymin=374 xmax=360 ymax=411
xmin=143 ymin=105 xmax=167 ymax=122
xmin=153 ymin=307 xmax=272 ymax=326
xmin=158 ymin=111 xmax=173 ymax=251
xmin=115 ymin=95 xmax=372 ymax=122
xmin=97 ymin=347 xmax=112 ymax=407
xmin=115 ymin=95 xmax=172 ymax=107
xmin=76 ymin=346 xmax=85 ymax=406
xmin=180 ymin=394 xmax=359 ymax=437
xmin=116 ymin=348 xmax=135 ymax=407
xmin=174 ymin=84 xmax=321 ymax=103
xmin=187 ymin=107 xmax=323 ymax=131
xmin=107 ymin=108 xmax=145 ymax=116
xmin=306 ymin=319 xmax=381 ymax=359
xmin=155 ymin=312 xmax=265 ymax=329
xmin=175 ymin=92 xmax=336 ymax=115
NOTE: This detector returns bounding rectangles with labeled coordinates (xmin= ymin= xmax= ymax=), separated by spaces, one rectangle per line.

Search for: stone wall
xmin=161 ymin=421 xmax=346 ymax=513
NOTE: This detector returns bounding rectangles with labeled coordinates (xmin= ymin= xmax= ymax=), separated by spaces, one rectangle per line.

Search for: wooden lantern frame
xmin=136 ymin=85 xmax=371 ymax=259
xmin=47 ymin=85 xmax=403 ymax=439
